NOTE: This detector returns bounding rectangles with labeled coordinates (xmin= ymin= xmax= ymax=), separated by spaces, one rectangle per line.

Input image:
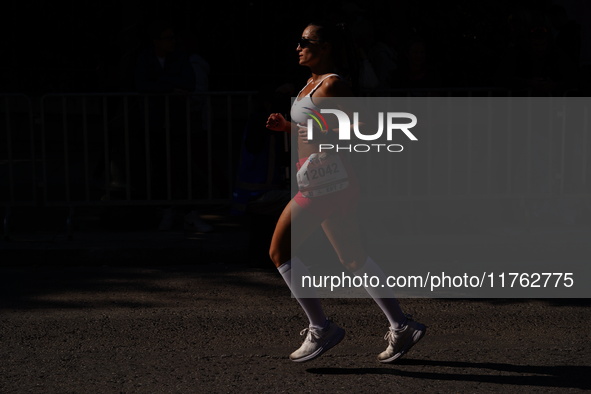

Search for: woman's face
xmin=297 ymin=25 xmax=327 ymax=67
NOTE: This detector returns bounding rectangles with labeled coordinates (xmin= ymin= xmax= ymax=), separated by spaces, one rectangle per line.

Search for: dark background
xmin=2 ymin=0 xmax=590 ymax=96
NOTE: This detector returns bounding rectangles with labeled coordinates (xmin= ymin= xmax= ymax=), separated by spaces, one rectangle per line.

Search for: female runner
xmin=266 ymin=20 xmax=426 ymax=363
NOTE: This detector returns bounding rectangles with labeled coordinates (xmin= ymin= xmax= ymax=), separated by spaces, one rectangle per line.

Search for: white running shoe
xmin=289 ymin=320 xmax=345 ymax=362
xmin=378 ymin=316 xmax=426 ymax=363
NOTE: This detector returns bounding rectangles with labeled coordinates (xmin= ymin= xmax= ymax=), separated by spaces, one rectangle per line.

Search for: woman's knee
xmin=269 ymin=245 xmax=290 ymax=268
xmin=340 ymin=259 xmax=361 ymax=272
xmin=338 ymin=253 xmax=367 ymax=272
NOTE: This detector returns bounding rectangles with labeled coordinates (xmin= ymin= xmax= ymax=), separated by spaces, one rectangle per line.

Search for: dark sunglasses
xmin=298 ymin=38 xmax=321 ymax=48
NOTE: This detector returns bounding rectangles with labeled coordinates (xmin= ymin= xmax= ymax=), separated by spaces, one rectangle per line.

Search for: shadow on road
xmin=0 ymin=264 xmax=281 ymax=310
xmin=307 ymin=359 xmax=591 ymax=390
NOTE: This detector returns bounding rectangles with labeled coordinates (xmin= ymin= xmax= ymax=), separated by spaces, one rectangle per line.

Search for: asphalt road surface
xmin=1 ymin=262 xmax=590 ymax=393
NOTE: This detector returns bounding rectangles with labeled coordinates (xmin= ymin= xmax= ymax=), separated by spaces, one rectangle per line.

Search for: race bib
xmin=296 ymin=153 xmax=349 ymax=198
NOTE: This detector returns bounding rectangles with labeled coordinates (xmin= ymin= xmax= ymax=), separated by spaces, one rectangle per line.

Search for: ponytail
xmin=306 ymin=20 xmax=361 ymax=95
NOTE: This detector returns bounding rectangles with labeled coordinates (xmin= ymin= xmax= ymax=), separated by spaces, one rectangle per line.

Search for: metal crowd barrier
xmin=37 ymin=91 xmax=255 ymax=206
xmin=2 ymin=91 xmax=256 ymax=236
xmin=2 ymin=89 xmax=589 ymax=236
xmin=351 ymin=89 xmax=590 ymax=229
xmin=353 ymin=91 xmax=590 ymax=202
xmin=1 ymin=94 xmax=36 ymax=205
xmin=1 ymin=94 xmax=37 ymax=236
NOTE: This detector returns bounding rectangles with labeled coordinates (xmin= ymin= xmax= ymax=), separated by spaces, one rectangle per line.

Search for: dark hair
xmin=306 ymin=20 xmax=361 ymax=95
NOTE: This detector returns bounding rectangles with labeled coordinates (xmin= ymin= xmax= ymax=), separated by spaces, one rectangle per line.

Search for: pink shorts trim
xmin=293 ymin=156 xmax=360 ymax=220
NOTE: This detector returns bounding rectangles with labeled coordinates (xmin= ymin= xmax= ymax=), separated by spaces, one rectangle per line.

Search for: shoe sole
xmin=378 ymin=326 xmax=426 ymax=363
xmin=290 ymin=327 xmax=345 ymax=363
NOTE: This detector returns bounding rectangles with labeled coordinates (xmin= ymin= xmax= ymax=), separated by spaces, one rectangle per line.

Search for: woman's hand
xmin=297 ymin=123 xmax=331 ymax=144
xmin=297 ymin=123 xmax=311 ymax=144
xmin=266 ymin=113 xmax=290 ymax=132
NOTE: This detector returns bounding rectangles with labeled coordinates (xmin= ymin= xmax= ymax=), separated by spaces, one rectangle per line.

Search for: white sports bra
xmin=290 ymin=73 xmax=341 ymax=126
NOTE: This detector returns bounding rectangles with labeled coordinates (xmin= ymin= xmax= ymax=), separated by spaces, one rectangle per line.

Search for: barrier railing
xmin=2 ymin=89 xmax=589 ymax=235
xmin=348 ymin=92 xmax=590 ymax=229
xmin=37 ymin=91 xmax=255 ymax=207
xmin=1 ymin=94 xmax=37 ymax=206
xmin=2 ymin=91 xmax=257 ymax=236
xmin=356 ymin=96 xmax=587 ymax=197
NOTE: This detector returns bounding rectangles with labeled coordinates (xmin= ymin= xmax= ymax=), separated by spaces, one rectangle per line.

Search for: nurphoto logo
xmin=304 ymin=109 xmax=418 ymax=153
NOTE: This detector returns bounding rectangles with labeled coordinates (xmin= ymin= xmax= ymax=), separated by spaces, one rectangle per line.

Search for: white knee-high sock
xmin=353 ymin=257 xmax=407 ymax=329
xmin=278 ymin=257 xmax=327 ymax=329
